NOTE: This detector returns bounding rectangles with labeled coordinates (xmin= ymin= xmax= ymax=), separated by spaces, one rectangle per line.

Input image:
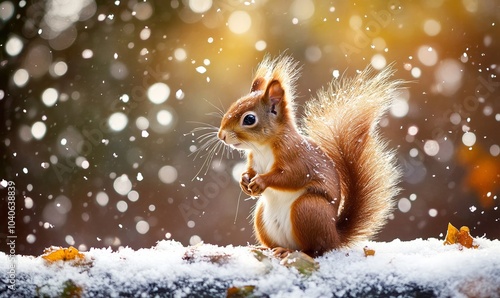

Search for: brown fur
xmin=290 ymin=194 xmax=342 ymax=256
xmin=304 ymin=64 xmax=402 ymax=246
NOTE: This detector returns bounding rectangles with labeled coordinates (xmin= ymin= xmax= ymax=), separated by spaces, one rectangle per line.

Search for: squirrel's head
xmin=218 ymin=79 xmax=287 ymax=150
xmin=218 ymin=56 xmax=299 ymax=150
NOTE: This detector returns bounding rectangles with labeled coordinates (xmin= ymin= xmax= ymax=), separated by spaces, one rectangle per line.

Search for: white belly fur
xmin=258 ymin=187 xmax=305 ymax=250
xmin=250 ymin=143 xmax=304 ymax=249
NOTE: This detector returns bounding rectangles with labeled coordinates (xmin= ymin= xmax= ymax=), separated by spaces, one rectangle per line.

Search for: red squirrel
xmin=217 ymin=55 xmax=401 ymax=257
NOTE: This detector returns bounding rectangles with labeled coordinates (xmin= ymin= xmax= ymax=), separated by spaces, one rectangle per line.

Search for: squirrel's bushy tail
xmin=304 ymin=66 xmax=402 ymax=246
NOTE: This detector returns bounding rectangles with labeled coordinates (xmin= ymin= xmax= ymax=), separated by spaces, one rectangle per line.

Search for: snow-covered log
xmin=1 ymin=239 xmax=499 ymax=297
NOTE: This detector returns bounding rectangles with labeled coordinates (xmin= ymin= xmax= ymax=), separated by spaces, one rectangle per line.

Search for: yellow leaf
xmin=443 ymin=223 xmax=479 ymax=249
xmin=457 ymin=226 xmax=479 ymax=249
xmin=42 ymin=246 xmax=86 ymax=263
xmin=443 ymin=222 xmax=459 ymax=245
xmin=363 ymin=246 xmax=376 ymax=257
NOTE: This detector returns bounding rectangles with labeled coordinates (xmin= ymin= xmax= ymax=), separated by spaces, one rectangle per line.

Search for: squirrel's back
xmin=304 ymin=66 xmax=402 ymax=246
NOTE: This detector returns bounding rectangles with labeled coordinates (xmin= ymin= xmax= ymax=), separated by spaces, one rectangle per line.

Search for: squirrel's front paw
xmin=240 ymin=173 xmax=253 ymax=196
xmin=248 ymin=175 xmax=266 ymax=196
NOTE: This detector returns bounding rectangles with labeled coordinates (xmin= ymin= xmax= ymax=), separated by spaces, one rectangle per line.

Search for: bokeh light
xmin=41 ymin=88 xmax=59 ymax=107
xmin=423 ymin=19 xmax=441 ymax=36
xmin=31 ymin=121 xmax=47 ymax=140
xmin=147 ymin=83 xmax=170 ymax=104
xmin=0 ymin=1 xmax=15 ymax=21
xmin=462 ymin=132 xmax=477 ymax=147
xmin=189 ymin=0 xmax=212 ymax=14
xmin=423 ymin=140 xmax=440 ymax=156
xmin=96 ymin=192 xmax=109 ymax=207
xmin=417 ymin=46 xmax=438 ymax=66
xmin=113 ymin=174 xmax=132 ymax=196
xmin=228 ymin=11 xmax=252 ymax=34
xmin=158 ymin=165 xmax=178 ymax=184
xmin=108 ymin=112 xmax=128 ymax=132
xmin=290 ymin=0 xmax=315 ymax=21
xmin=13 ymin=69 xmax=29 ymax=87
xmin=6 ymin=35 xmax=23 ymax=56
xmin=136 ymin=220 xmax=150 ymax=234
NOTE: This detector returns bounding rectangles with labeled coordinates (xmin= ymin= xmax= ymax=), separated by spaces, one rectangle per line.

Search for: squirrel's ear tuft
xmin=251 ymin=78 xmax=264 ymax=92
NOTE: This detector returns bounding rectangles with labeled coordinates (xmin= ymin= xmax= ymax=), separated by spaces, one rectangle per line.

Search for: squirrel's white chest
xmin=251 ymin=144 xmax=274 ymax=174
xmin=257 ymin=188 xmax=304 ymax=250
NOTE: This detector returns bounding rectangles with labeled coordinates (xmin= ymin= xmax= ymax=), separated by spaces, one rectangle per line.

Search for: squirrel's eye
xmin=242 ymin=113 xmax=257 ymax=126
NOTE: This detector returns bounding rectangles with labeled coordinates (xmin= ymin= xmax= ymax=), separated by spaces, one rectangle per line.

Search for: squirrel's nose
xmin=218 ymin=130 xmax=226 ymax=142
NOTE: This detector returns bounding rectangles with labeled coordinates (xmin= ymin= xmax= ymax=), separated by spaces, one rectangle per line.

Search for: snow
xmin=1 ymin=238 xmax=499 ymax=297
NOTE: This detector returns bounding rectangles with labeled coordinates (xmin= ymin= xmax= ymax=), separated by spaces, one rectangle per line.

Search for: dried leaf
xmin=250 ymin=249 xmax=273 ymax=272
xmin=443 ymin=222 xmax=479 ymax=249
xmin=363 ymin=246 xmax=376 ymax=257
xmin=250 ymin=249 xmax=268 ymax=262
xmin=37 ymin=279 xmax=84 ymax=298
xmin=282 ymin=251 xmax=319 ymax=276
xmin=226 ymin=285 xmax=256 ymax=298
xmin=42 ymin=246 xmax=86 ymax=263
xmin=457 ymin=226 xmax=479 ymax=249
xmin=443 ymin=223 xmax=459 ymax=245
xmin=206 ymin=253 xmax=231 ymax=264
xmin=182 ymin=246 xmax=231 ymax=264
xmin=61 ymin=280 xmax=83 ymax=298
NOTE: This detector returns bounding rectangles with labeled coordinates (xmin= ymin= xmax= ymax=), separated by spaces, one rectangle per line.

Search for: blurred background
xmin=1 ymin=0 xmax=499 ymax=256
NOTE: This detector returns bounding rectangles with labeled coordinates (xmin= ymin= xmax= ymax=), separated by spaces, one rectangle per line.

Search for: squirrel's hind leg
xmin=290 ymin=194 xmax=341 ymax=256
